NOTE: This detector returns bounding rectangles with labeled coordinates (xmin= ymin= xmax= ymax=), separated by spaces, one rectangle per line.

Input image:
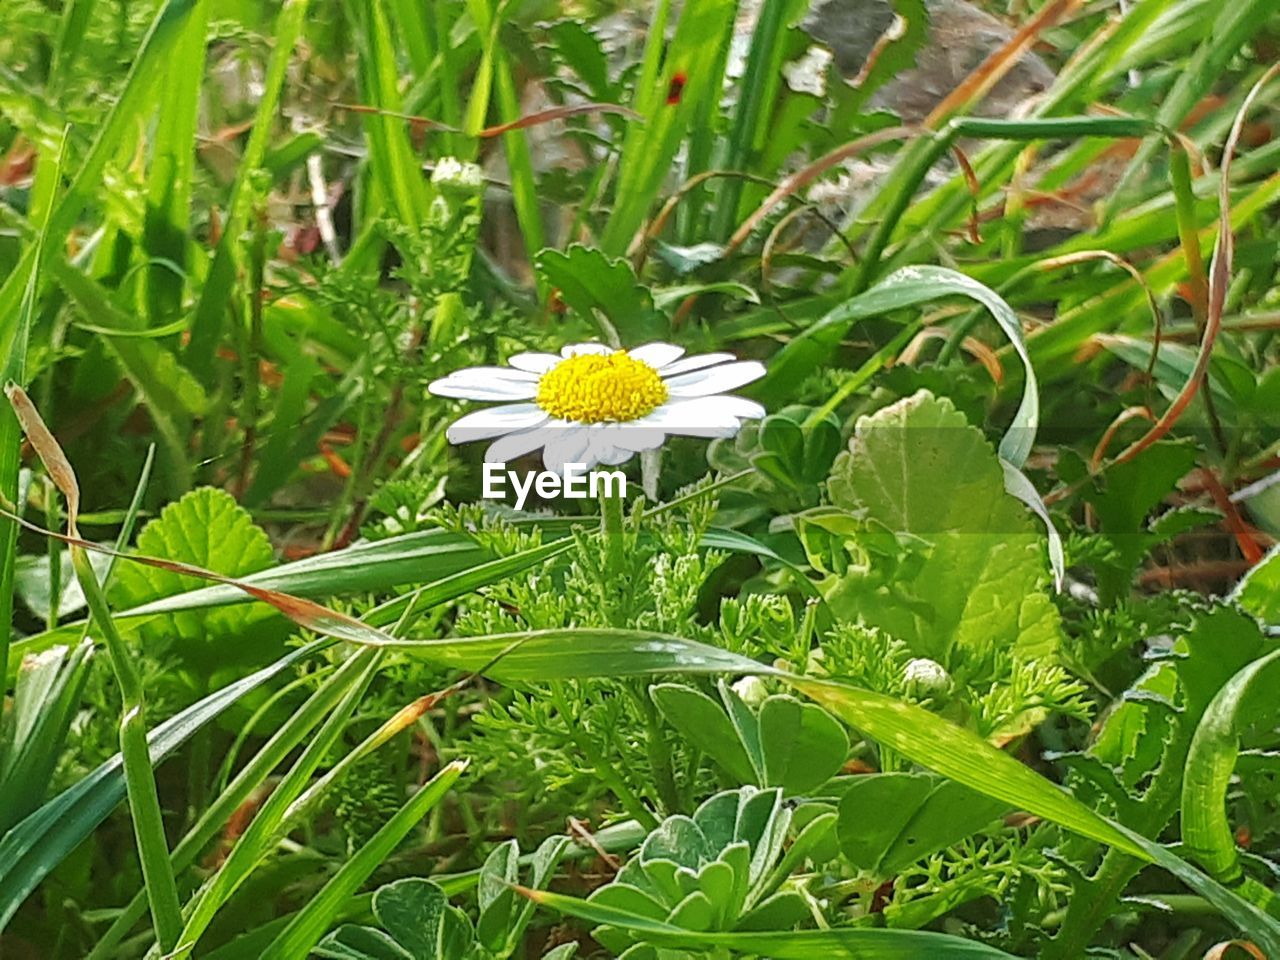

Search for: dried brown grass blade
xmin=924 ymin=0 xmax=1082 ymax=128
xmin=1114 ymin=63 xmax=1280 ymax=466
xmin=4 ymin=382 xmax=79 ymax=532
xmin=726 ymin=126 xmax=918 ymax=255
xmin=4 ymin=383 xmax=401 ymax=648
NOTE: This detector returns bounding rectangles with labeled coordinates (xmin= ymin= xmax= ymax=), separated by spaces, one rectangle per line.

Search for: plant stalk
xmin=70 ymin=545 xmax=182 ymax=952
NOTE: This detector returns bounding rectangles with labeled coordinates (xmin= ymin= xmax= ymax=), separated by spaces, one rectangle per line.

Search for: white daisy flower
xmin=428 ymin=342 xmax=766 ymax=471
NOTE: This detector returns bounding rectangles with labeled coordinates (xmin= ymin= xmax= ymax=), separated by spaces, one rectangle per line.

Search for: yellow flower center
xmin=536 ymin=350 xmax=668 ymax=424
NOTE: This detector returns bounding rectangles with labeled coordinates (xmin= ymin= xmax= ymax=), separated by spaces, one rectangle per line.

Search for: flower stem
xmin=70 ymin=544 xmax=182 ymax=952
xmin=550 ymin=682 xmax=657 ymax=830
xmin=599 ymin=486 xmax=626 ymax=589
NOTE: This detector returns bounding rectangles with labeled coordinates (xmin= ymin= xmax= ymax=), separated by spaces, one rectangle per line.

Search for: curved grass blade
xmin=260 ymin=761 xmax=467 ymax=960
xmin=0 ymin=0 xmax=202 ymax=327
xmin=1000 ymin=459 xmax=1065 ymax=592
xmin=790 ymin=674 xmax=1280 ymax=951
xmin=759 ymin=266 xmax=1039 ymax=468
xmin=1182 ymin=648 xmax=1280 ymax=911
xmin=368 ymin=628 xmax=772 ymax=681
xmin=0 ymin=640 xmax=331 ymax=932
xmin=519 ymin=885 xmax=1019 ymax=958
xmin=171 ymin=649 xmax=383 ymax=958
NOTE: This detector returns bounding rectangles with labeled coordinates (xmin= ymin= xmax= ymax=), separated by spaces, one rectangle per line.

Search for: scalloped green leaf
xmin=109 ymin=486 xmax=282 ymax=673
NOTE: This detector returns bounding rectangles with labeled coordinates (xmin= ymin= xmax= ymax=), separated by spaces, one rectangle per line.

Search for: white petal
xmin=628 ymin=342 xmax=684 ymax=369
xmin=428 ymin=378 xmax=538 ymax=400
xmin=656 ymin=352 xmax=735 ymax=376
xmin=561 ymin=342 xmax=613 ymax=358
xmin=485 ymin=421 xmax=567 ymax=463
xmin=587 ymin=425 xmax=655 ymax=465
xmin=606 ymin=424 xmax=668 ymax=454
xmin=542 ymin=428 xmax=594 ymax=472
xmin=445 ymin=404 xmax=548 ymax=443
xmin=692 ymin=395 xmax=766 ymax=420
xmin=507 ymin=352 xmax=561 ymax=373
xmin=432 ymin=366 xmax=539 ymax=383
xmin=588 ymin=440 xmax=634 ymax=465
xmin=637 ymin=399 xmax=741 ymax=437
xmin=664 ymin=361 xmax=765 ymax=397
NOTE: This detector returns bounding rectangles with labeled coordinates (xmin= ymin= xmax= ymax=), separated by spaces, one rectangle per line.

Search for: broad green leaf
xmin=1233 ymin=544 xmax=1280 ymax=625
xmin=837 ymin=773 xmax=1007 ymax=876
xmin=313 ymin=926 xmax=413 ymax=960
xmin=370 ymin=877 xmax=474 ymax=960
xmin=477 ymin=840 xmax=519 ymax=950
xmin=757 ymin=695 xmax=849 ymax=794
xmin=372 ymin=880 xmax=450 ymax=960
xmin=829 ymin=390 xmax=1028 ymax=536
xmin=1058 ymin=440 xmax=1200 ymax=605
xmin=535 ymin=245 xmax=665 ymax=343
xmin=651 ymin=683 xmax=758 ymax=784
xmin=109 ymin=487 xmax=282 ymax=674
xmin=824 ymin=392 xmax=1061 ymax=678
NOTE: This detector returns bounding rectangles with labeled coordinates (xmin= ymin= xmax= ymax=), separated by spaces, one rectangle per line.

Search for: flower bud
xmin=903 ymin=657 xmax=951 ymax=697
xmin=731 ymin=675 xmax=769 ymax=707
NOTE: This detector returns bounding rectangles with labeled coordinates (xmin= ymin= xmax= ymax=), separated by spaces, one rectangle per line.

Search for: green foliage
xmin=799 ymin=391 xmax=1085 ymax=743
xmin=109 ymin=486 xmax=284 ymax=679
xmin=587 ymin=787 xmax=826 ymax=954
xmin=653 ymin=681 xmax=849 ymax=793
xmin=2 ymin=0 xmax=1279 ymax=957
xmin=536 ymin=245 xmax=666 ymax=344
xmin=837 ymin=773 xmax=1007 ymax=877
xmin=316 ymin=879 xmax=474 ymax=960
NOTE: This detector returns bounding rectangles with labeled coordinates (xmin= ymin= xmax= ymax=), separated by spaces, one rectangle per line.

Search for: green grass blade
xmin=711 ymin=0 xmax=794 ymax=241
xmin=598 ymin=0 xmax=737 ymax=255
xmin=85 ymin=650 xmax=368 ymax=959
xmin=186 ymin=0 xmax=310 ymax=378
xmin=1108 ymin=0 xmax=1275 ymax=213
xmin=72 ymin=540 xmax=183 ymax=950
xmin=346 ymin=0 xmax=431 ymax=231
xmin=762 ymin=266 xmax=1039 ymax=467
xmin=1181 ymin=648 xmax=1280 ymax=907
xmin=368 ymin=627 xmax=772 ymax=679
xmin=7 ymin=527 xmax=495 ymax=670
xmin=0 ymin=127 xmax=66 ymax=714
xmin=143 ymin=0 xmax=208 ymax=325
xmin=0 ymin=640 xmax=331 ymax=932
xmin=0 ymin=640 xmax=94 ymax=835
xmin=790 ymin=675 xmax=1280 ymax=951
xmin=172 ymin=649 xmax=383 ymax=958
xmin=260 ymin=761 xmax=467 ymax=960
xmin=0 ymin=0 xmax=200 ymax=330
xmin=523 ymin=886 xmax=1019 ymax=957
